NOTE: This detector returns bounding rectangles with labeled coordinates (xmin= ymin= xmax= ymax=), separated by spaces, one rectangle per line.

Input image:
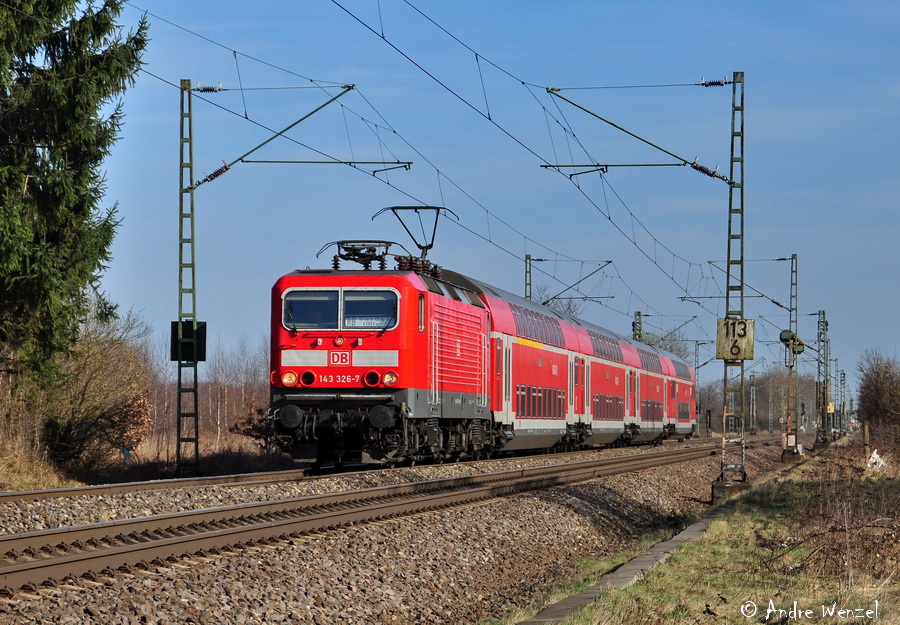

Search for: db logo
xmin=329 ymin=351 xmax=351 ymax=366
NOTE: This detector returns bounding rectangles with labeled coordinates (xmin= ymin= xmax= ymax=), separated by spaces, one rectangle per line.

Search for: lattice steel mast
xmin=175 ymin=80 xmax=203 ymax=477
xmin=816 ymin=309 xmax=831 ymax=445
xmin=778 ymin=253 xmax=803 ymax=461
xmin=722 ymin=70 xmax=745 ymax=433
xmin=713 ymin=71 xmax=751 ymax=502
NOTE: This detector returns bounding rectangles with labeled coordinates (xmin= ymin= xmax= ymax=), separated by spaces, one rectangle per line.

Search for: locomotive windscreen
xmin=343 ymin=291 xmax=398 ymax=329
xmin=283 ymin=289 xmax=398 ymax=331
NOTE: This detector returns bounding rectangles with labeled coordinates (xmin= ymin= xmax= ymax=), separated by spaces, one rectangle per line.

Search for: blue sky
xmin=101 ymin=1 xmax=899 ymax=392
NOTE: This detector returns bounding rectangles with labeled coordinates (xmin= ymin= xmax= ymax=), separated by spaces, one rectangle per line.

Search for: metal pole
xmin=176 ymin=79 xmax=200 ymax=477
xmin=713 ymin=71 xmax=749 ymax=504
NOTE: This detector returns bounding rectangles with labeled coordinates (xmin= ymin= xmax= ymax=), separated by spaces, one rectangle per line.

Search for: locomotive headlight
xmin=383 ymin=371 xmax=399 ymax=386
xmin=281 ymin=371 xmax=298 ymax=386
xmin=334 ymin=336 xmax=345 ymax=346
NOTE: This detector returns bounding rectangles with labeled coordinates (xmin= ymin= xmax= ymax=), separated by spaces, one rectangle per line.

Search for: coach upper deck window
xmin=343 ymin=290 xmax=398 ymax=330
xmin=284 ymin=291 xmax=339 ymax=330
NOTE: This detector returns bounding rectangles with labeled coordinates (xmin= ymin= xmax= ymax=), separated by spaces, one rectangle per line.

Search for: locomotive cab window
xmin=283 ymin=289 xmax=398 ymax=331
xmin=343 ymin=291 xmax=398 ymax=329
xmin=284 ymin=291 xmax=338 ymax=330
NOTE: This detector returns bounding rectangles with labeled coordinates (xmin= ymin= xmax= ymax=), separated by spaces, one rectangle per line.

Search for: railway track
xmin=0 ymin=445 xmax=724 ymax=597
xmin=0 ymin=467 xmax=312 ymax=506
xmin=0 ymin=435 xmax=768 ymax=506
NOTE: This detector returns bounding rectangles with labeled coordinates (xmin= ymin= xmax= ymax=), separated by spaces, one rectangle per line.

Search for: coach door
xmin=572 ymin=357 xmax=586 ymax=417
xmin=492 ymin=334 xmax=513 ymax=423
xmin=628 ymin=370 xmax=638 ymax=419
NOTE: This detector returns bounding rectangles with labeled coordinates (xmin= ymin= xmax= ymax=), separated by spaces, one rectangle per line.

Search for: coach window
xmin=284 ymin=290 xmax=339 ymax=330
xmin=511 ymin=307 xmax=523 ymax=336
xmin=343 ymin=291 xmax=399 ymax=330
xmin=525 ymin=310 xmax=537 ymax=341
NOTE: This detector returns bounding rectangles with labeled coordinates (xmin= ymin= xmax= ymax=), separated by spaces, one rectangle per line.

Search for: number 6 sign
xmin=716 ymin=318 xmax=755 ymax=360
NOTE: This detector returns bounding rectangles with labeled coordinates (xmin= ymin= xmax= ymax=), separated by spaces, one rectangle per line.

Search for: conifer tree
xmin=0 ymin=1 xmax=148 ymax=375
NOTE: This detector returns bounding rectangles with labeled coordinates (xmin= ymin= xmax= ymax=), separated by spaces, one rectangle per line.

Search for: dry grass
xmin=84 ymin=429 xmax=295 ymax=483
xmin=0 ymin=428 xmax=292 ymax=490
xmin=0 ymin=439 xmax=83 ymax=491
xmin=549 ymin=438 xmax=899 ymax=625
xmin=479 ymin=437 xmax=898 ymax=625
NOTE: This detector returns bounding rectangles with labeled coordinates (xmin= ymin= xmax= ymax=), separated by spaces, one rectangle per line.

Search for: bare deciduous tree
xmin=41 ymin=306 xmax=153 ymax=474
xmin=857 ymin=348 xmax=900 ymax=446
xmin=532 ymin=283 xmax=585 ymax=318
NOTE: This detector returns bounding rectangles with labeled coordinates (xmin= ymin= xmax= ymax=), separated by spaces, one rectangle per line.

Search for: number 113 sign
xmin=716 ymin=318 xmax=755 ymax=360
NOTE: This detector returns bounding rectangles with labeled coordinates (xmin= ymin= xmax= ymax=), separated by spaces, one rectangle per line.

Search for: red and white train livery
xmin=269 ymin=249 xmax=695 ymax=464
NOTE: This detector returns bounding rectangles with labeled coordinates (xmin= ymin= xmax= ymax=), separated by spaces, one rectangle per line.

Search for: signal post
xmin=712 ymin=72 xmax=752 ymax=506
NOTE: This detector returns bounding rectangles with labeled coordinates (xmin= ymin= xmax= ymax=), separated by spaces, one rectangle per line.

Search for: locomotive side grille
xmin=430 ymin=298 xmax=488 ymax=405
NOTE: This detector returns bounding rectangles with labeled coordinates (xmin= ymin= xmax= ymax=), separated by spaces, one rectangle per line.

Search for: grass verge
xmin=476 ymin=527 xmax=684 ymax=625
xmin=0 ymin=440 xmax=83 ymax=491
xmin=485 ymin=441 xmax=898 ymax=625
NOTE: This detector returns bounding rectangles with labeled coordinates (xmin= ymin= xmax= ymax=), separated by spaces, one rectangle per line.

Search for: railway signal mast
xmin=778 ymin=254 xmax=804 ymax=462
xmin=816 ymin=309 xmax=831 ymax=445
xmin=712 ymin=71 xmax=752 ymax=504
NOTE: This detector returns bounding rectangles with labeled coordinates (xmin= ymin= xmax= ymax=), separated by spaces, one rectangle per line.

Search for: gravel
xmin=0 ymin=443 xmax=783 ymax=624
xmin=0 ymin=446 xmax=671 ymax=535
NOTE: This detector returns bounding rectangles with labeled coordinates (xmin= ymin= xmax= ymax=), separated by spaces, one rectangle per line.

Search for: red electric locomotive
xmin=269 ymin=241 xmax=696 ymax=464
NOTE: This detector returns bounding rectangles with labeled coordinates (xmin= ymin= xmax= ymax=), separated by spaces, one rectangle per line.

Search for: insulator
xmin=204 ymin=164 xmax=229 ymax=182
xmin=332 ymin=256 xmax=340 ymax=270
xmin=701 ymin=77 xmax=730 ymax=87
xmin=690 ymin=161 xmax=718 ymax=177
xmin=431 ymin=264 xmax=442 ymax=279
xmin=379 ymin=257 xmax=387 ymax=270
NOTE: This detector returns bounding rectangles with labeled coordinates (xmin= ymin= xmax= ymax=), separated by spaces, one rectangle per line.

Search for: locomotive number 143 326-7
xmin=317 ymin=374 xmax=361 ymax=384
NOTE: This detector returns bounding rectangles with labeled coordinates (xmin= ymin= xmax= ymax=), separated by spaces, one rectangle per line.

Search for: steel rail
xmin=0 ymin=437 xmax=762 ymax=505
xmin=2 ymin=449 xmax=704 ymax=557
xmin=0 ymin=447 xmax=716 ymax=596
xmin=0 ymin=469 xmax=312 ymax=505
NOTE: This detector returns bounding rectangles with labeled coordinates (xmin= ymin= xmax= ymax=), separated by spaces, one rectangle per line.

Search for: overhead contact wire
xmin=232 ymin=51 xmax=249 ymax=118
xmin=131 ymin=5 xmax=700 ymax=323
